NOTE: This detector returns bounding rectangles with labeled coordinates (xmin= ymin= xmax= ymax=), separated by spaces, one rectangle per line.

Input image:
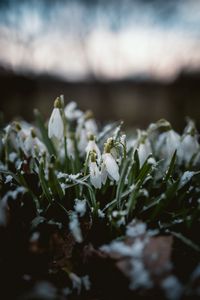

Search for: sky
xmin=0 ymin=0 xmax=200 ymax=81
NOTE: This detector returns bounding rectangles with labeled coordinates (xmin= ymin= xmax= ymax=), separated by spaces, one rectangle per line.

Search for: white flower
xmin=86 ymin=139 xmax=101 ymax=162
xmin=89 ymin=161 xmax=102 ymax=189
xmin=137 ymin=139 xmax=152 ymax=166
xmin=85 ymin=118 xmax=98 ymax=135
xmin=21 ymin=127 xmax=47 ymax=157
xmin=24 ymin=136 xmax=36 ymax=157
xmin=64 ymin=101 xmax=82 ymax=121
xmin=102 ymin=152 xmax=120 ymax=182
xmin=14 ymin=125 xmax=32 ymax=153
xmin=48 ymin=108 xmax=64 ymax=141
xmin=77 ymin=127 xmax=88 ymax=156
xmin=179 ymin=134 xmax=199 ymax=164
xmin=67 ymin=137 xmax=75 ymax=159
xmin=76 ymin=111 xmax=98 ymax=155
xmin=156 ymin=129 xmax=180 ymax=161
xmin=101 ymin=162 xmax=108 ymax=185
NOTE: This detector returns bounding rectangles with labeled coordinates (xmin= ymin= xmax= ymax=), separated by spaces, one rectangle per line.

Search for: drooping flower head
xmin=102 ymin=138 xmax=120 ymax=182
xmin=64 ymin=101 xmax=83 ymax=121
xmin=76 ymin=110 xmax=98 ymax=156
xmin=84 ymin=110 xmax=98 ymax=136
xmin=89 ymin=150 xmax=102 ymax=189
xmin=86 ymin=134 xmax=101 ymax=163
xmin=179 ymin=120 xmax=199 ymax=164
xmin=48 ymin=97 xmax=64 ymax=141
xmin=24 ymin=128 xmax=46 ymax=157
xmin=155 ymin=119 xmax=180 ymax=162
xmin=136 ymin=130 xmax=152 ymax=166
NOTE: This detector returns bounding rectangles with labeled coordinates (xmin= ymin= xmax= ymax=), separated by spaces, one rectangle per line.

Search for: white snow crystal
xmin=129 ymin=259 xmax=152 ymax=290
xmin=74 ymin=199 xmax=86 ymax=217
xmin=69 ymin=213 xmax=83 ymax=243
xmin=126 ymin=221 xmax=147 ymax=238
xmin=161 ymin=276 xmax=183 ymax=300
xmin=5 ymin=175 xmax=13 ymax=184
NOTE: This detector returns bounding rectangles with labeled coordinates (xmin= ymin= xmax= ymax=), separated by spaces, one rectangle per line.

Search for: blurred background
xmin=0 ymin=0 xmax=200 ymax=130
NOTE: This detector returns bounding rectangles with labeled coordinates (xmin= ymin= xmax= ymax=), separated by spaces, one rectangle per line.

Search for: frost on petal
xmin=103 ymin=153 xmax=119 ymax=182
xmin=48 ymin=108 xmax=64 ymax=140
xmin=89 ymin=162 xmax=102 ymax=189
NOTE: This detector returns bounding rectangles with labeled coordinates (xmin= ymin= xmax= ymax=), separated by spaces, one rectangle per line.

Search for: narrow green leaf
xmin=164 ymin=150 xmax=177 ymax=182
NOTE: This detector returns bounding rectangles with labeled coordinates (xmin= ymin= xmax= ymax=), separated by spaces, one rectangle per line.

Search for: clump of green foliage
xmin=0 ymin=96 xmax=200 ymax=299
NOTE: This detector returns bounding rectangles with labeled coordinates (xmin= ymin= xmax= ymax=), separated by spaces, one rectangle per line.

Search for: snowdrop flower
xmin=64 ymin=101 xmax=82 ymax=121
xmin=77 ymin=127 xmax=88 ymax=156
xmin=89 ymin=151 xmax=102 ymax=189
xmin=127 ymin=137 xmax=137 ymax=152
xmin=67 ymin=134 xmax=75 ymax=159
xmin=84 ymin=110 xmax=98 ymax=135
xmin=76 ymin=110 xmax=98 ymax=155
xmin=48 ymin=98 xmax=64 ymax=141
xmin=101 ymin=162 xmax=107 ymax=185
xmin=101 ymin=139 xmax=120 ymax=182
xmin=179 ymin=122 xmax=199 ymax=164
xmin=105 ymin=137 xmax=118 ymax=160
xmin=86 ymin=135 xmax=101 ymax=162
xmin=15 ymin=122 xmax=30 ymax=153
xmin=180 ymin=135 xmax=199 ymax=164
xmin=137 ymin=131 xmax=152 ymax=166
xmin=24 ymin=128 xmax=46 ymax=157
xmin=155 ymin=121 xmax=180 ymax=161
xmin=102 ymin=153 xmax=120 ymax=182
xmin=76 ymin=117 xmax=88 ymax=156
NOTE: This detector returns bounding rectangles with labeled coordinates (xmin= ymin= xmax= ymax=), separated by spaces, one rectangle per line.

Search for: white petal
xmin=89 ymin=162 xmax=102 ymax=189
xmin=103 ymin=153 xmax=119 ymax=182
xmin=101 ymin=163 xmax=108 ymax=184
xmin=85 ymin=119 xmax=97 ymax=135
xmin=138 ymin=139 xmax=152 ymax=166
xmin=64 ymin=101 xmax=82 ymax=120
xmin=35 ymin=138 xmax=47 ymax=154
xmin=24 ymin=135 xmax=33 ymax=156
xmin=156 ymin=130 xmax=180 ymax=160
xmin=48 ymin=108 xmax=64 ymax=140
xmin=179 ymin=135 xmax=199 ymax=163
xmin=77 ymin=128 xmax=88 ymax=156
